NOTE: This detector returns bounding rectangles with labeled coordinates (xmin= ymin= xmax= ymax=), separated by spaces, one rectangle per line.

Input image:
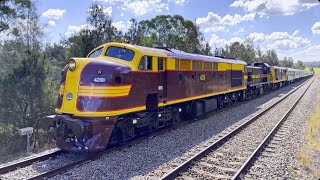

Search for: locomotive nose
xmin=56 ymin=59 xmax=132 ymax=115
xmin=80 ymin=60 xmax=131 ymax=86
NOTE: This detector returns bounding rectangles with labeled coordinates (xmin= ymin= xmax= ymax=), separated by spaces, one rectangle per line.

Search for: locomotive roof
xmin=134 ymin=45 xmax=247 ymax=65
xmin=272 ymin=66 xmax=287 ymax=70
xmin=287 ymin=68 xmax=300 ymax=71
xmin=247 ymin=66 xmax=262 ymax=69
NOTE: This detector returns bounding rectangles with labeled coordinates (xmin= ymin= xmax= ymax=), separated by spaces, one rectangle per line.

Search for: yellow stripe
xmin=79 ymin=85 xmax=131 ymax=90
xmin=56 ymin=106 xmax=146 ymax=117
xmin=57 ymin=86 xmax=246 ymax=117
xmin=251 ymin=75 xmax=260 ymax=79
xmin=78 ymin=85 xmax=131 ymax=97
xmin=57 ymin=84 xmax=246 ymax=117
xmin=163 ymin=86 xmax=246 ymax=106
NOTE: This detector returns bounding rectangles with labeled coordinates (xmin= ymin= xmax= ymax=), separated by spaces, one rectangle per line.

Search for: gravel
xmin=50 ymin=79 xmax=309 ymax=180
xmin=174 ymin=78 xmax=313 ymax=179
xmin=0 ymin=79 xmax=311 ymax=180
xmin=0 ymin=151 xmax=90 ymax=180
xmin=0 ymin=148 xmax=59 ymax=169
xmin=244 ymin=76 xmax=320 ymax=180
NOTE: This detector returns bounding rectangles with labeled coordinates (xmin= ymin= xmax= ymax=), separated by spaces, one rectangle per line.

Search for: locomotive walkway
xmin=160 ymin=77 xmax=314 ymax=180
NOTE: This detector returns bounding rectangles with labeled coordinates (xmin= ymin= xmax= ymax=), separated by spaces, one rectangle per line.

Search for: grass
xmin=297 ymin=91 xmax=320 ymax=177
xmin=305 ymin=67 xmax=320 ymax=75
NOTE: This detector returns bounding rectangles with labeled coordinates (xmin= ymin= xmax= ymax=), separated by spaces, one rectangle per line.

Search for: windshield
xmin=88 ymin=47 xmax=103 ymax=58
xmin=105 ymin=46 xmax=135 ymax=61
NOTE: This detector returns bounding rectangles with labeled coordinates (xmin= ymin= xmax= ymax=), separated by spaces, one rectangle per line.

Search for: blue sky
xmin=37 ymin=0 xmax=320 ymax=62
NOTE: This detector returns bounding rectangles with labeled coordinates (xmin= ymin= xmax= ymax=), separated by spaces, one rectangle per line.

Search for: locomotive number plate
xmin=92 ymin=77 xmax=107 ymax=83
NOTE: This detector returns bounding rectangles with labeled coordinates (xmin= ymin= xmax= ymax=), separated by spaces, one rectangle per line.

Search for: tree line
xmin=0 ymin=0 xmax=308 ymax=158
xmin=213 ymin=42 xmax=306 ymax=70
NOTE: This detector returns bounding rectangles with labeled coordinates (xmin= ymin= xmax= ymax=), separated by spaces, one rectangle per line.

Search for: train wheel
xmin=218 ymin=98 xmax=224 ymax=109
xmin=109 ymin=127 xmax=122 ymax=145
xmin=148 ymin=114 xmax=159 ymax=132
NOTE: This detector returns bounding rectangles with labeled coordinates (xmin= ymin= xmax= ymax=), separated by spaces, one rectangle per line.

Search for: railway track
xmin=0 ymin=118 xmax=197 ymax=179
xmin=0 ymin=78 xmax=311 ymax=180
xmin=160 ymin=77 xmax=314 ymax=180
xmin=0 ymin=150 xmax=66 ymax=175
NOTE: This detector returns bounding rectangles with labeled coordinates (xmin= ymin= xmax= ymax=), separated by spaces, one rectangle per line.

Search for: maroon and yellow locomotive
xmin=42 ymin=42 xmax=312 ymax=152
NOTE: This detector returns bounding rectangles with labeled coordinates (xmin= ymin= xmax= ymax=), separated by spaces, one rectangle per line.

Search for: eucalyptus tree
xmin=135 ymin=15 xmax=211 ymax=55
xmin=0 ymin=0 xmax=31 ymax=32
xmin=125 ymin=18 xmax=140 ymax=44
xmin=0 ymin=2 xmax=54 ymax=151
xmin=294 ymin=60 xmax=305 ymax=70
xmin=65 ymin=2 xmax=118 ymax=58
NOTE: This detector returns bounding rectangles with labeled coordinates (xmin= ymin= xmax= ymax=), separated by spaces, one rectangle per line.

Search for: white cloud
xmin=42 ymin=9 xmax=66 ymax=19
xmin=266 ymin=30 xmax=310 ymax=49
xmin=48 ymin=20 xmax=56 ymax=26
xmin=209 ymin=34 xmax=242 ymax=47
xmin=122 ymin=0 xmax=169 ymax=16
xmin=112 ymin=20 xmax=133 ymax=32
xmin=311 ymin=22 xmax=320 ymax=35
xmin=112 ymin=21 xmax=126 ymax=31
xmin=120 ymin=13 xmax=125 ymax=16
xmin=246 ymin=32 xmax=265 ymax=43
xmin=97 ymin=0 xmax=188 ymax=6
xmin=196 ymin=12 xmax=255 ymax=32
xmin=95 ymin=0 xmax=123 ymax=4
xmin=96 ymin=0 xmax=170 ymax=16
xmin=278 ymin=44 xmax=320 ymax=61
xmin=89 ymin=6 xmax=112 ymax=16
xmin=203 ymin=26 xmax=226 ymax=33
xmin=103 ymin=6 xmax=113 ymax=15
xmin=196 ymin=12 xmax=256 ymax=26
xmin=168 ymin=0 xmax=188 ymax=6
xmin=65 ymin=24 xmax=95 ymax=37
xmin=230 ymin=0 xmax=319 ymax=16
xmin=209 ymin=30 xmax=310 ymax=54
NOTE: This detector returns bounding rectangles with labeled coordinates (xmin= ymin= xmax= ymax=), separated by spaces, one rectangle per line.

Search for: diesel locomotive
xmin=41 ymin=42 xmax=312 ymax=152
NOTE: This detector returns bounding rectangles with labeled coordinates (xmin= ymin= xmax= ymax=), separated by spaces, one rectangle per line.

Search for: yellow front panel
xmin=63 ymin=77 xmax=78 ymax=113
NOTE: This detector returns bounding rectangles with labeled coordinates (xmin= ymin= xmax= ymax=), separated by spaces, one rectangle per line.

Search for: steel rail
xmin=160 ymin=77 xmax=312 ymax=180
xmin=0 ymin=150 xmax=66 ymax=174
xmin=231 ymin=77 xmax=315 ymax=180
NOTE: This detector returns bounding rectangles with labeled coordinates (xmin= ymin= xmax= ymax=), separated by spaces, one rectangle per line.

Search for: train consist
xmin=41 ymin=42 xmax=312 ymax=152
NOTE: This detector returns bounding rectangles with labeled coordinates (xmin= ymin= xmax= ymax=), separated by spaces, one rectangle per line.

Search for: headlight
xmin=68 ymin=59 xmax=76 ymax=71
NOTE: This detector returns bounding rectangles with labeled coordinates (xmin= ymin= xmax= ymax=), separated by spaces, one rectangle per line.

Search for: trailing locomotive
xmin=41 ymin=42 xmax=312 ymax=152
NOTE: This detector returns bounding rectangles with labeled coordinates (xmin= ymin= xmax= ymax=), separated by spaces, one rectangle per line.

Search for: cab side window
xmin=139 ymin=56 xmax=152 ymax=71
xmin=158 ymin=58 xmax=164 ymax=71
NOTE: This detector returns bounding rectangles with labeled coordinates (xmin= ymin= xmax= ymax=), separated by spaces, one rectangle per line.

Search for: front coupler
xmin=41 ymin=115 xmax=117 ymax=152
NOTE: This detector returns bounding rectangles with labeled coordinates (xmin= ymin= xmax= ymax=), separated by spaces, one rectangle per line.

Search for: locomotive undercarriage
xmin=107 ymin=91 xmax=246 ymax=146
xmin=108 ymin=106 xmax=182 ymax=145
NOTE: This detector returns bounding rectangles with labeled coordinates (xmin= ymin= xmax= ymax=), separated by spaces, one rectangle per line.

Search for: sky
xmin=37 ymin=0 xmax=320 ymax=62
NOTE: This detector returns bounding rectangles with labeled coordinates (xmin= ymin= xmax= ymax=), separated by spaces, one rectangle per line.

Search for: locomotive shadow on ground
xmin=30 ymin=79 xmax=307 ymax=179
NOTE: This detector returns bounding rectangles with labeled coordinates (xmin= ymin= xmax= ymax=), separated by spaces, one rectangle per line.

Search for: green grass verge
xmin=305 ymin=68 xmax=320 ymax=75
